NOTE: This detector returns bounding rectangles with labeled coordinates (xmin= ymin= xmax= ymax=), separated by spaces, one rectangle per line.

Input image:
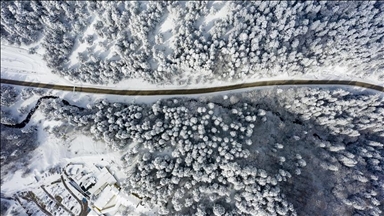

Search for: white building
xmin=94 ymin=185 xmax=120 ymax=212
xmin=88 ymin=167 xmax=117 ymax=196
xmin=92 ymin=185 xmax=141 ymax=215
xmin=65 ymin=164 xmax=141 ymax=215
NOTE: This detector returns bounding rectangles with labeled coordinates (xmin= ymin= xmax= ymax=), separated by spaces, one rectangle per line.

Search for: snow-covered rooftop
xmin=93 ymin=184 xmax=119 ymax=210
xmin=88 ymin=167 xmax=117 ymax=195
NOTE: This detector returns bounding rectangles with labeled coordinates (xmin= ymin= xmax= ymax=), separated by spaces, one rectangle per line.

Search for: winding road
xmin=41 ymin=185 xmax=75 ymax=216
xmin=1 ymin=78 xmax=383 ymax=94
xmin=61 ymin=175 xmax=89 ymax=216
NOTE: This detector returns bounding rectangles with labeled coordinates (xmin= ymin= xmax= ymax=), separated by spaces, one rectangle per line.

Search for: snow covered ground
xmin=0 ymin=45 xmax=70 ymax=85
xmin=1 ymin=2 xmax=383 ymax=215
xmin=0 ymin=87 xmax=122 ymax=195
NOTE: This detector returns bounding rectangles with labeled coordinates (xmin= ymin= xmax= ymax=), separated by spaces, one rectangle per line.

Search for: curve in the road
xmin=61 ymin=175 xmax=88 ymax=216
xmin=41 ymin=186 xmax=75 ymax=216
xmin=1 ymin=78 xmax=383 ymax=94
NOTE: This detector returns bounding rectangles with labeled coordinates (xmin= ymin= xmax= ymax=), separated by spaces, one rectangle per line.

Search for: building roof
xmin=118 ymin=192 xmax=141 ymax=207
xmin=88 ymin=167 xmax=117 ymax=195
xmin=94 ymin=185 xmax=120 ymax=210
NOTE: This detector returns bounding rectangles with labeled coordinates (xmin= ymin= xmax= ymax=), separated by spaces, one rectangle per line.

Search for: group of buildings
xmin=65 ymin=163 xmax=140 ymax=215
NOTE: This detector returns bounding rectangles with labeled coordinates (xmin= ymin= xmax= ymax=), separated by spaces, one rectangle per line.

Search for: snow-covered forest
xmin=1 ymin=1 xmax=383 ymax=85
xmin=25 ymin=86 xmax=381 ymax=216
xmin=1 ymin=1 xmax=384 ymax=215
xmin=0 ymin=85 xmax=40 ymax=184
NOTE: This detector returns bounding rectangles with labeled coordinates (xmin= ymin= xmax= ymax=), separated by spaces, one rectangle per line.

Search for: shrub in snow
xmin=1 ymin=85 xmax=19 ymax=107
xmin=213 ymin=204 xmax=225 ymax=216
xmin=134 ymin=112 xmax=142 ymax=119
xmin=257 ymin=109 xmax=266 ymax=116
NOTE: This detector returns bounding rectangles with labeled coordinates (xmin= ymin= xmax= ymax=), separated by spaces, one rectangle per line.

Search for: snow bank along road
xmin=1 ymin=78 xmax=383 ymax=94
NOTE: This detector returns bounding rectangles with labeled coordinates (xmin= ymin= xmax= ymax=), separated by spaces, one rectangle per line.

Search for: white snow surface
xmin=1 ymin=2 xmax=383 ymax=213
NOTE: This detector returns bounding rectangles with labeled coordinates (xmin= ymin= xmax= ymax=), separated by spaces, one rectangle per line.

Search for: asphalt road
xmin=20 ymin=191 xmax=53 ymax=216
xmin=61 ymin=175 xmax=88 ymax=216
xmin=1 ymin=78 xmax=383 ymax=94
xmin=41 ymin=185 xmax=75 ymax=216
